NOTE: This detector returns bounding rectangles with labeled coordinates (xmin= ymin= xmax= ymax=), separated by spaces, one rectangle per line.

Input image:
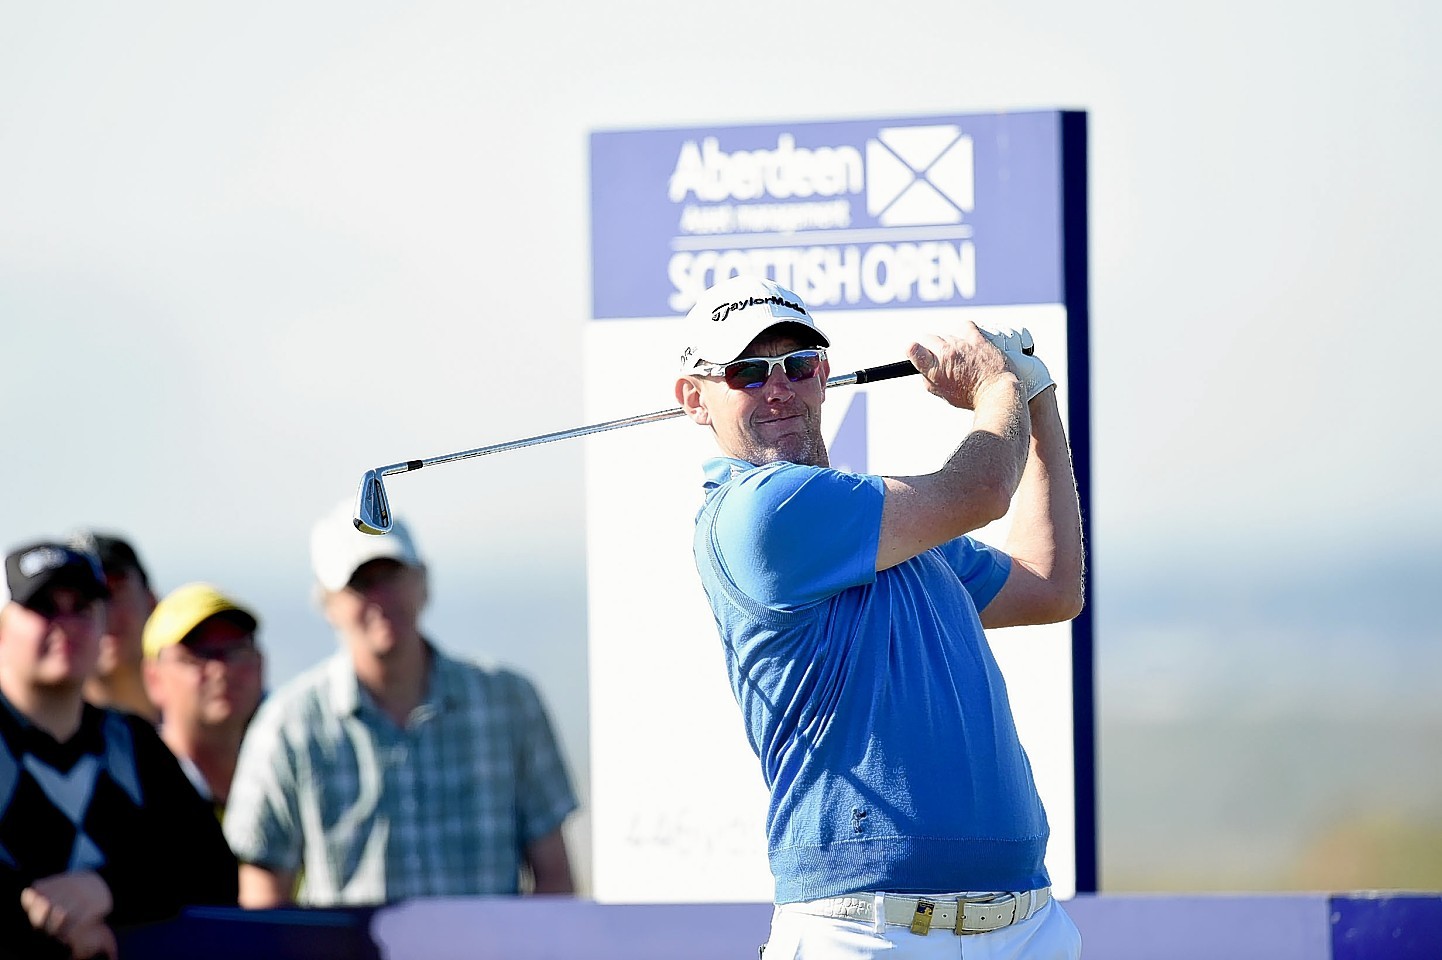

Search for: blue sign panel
xmin=590 ymin=111 xmax=1065 ymax=318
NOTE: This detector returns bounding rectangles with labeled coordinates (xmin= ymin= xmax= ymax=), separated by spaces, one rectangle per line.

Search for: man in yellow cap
xmin=143 ymin=583 xmax=265 ymax=818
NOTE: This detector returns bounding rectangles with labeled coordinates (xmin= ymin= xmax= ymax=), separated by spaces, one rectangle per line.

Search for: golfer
xmin=674 ymin=275 xmax=1085 ymax=959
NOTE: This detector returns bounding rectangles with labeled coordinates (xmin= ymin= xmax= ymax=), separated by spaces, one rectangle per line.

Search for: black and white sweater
xmin=0 ymin=694 xmax=238 ymax=957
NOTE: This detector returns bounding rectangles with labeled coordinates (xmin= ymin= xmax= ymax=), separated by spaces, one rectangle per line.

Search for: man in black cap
xmin=69 ymin=531 xmax=159 ymax=722
xmin=0 ymin=540 xmax=237 ymax=959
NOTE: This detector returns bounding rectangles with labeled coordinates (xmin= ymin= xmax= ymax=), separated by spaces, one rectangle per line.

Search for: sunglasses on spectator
xmin=346 ymin=559 xmax=411 ymax=593
xmin=693 ymin=349 xmax=827 ymax=390
xmin=24 ymin=592 xmax=101 ymax=620
xmin=170 ymin=639 xmax=261 ymax=667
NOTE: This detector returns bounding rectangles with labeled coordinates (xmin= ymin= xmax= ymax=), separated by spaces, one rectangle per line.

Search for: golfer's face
xmin=699 ymin=333 xmax=830 ymax=468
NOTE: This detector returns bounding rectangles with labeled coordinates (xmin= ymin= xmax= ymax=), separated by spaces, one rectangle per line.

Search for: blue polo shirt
xmin=693 ymin=457 xmax=1050 ymax=903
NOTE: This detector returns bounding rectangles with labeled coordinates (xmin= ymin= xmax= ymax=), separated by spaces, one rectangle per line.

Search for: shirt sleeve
xmin=708 ymin=463 xmax=885 ymax=609
xmin=505 ymin=672 xmax=578 ymax=846
xmin=223 ymin=697 xmax=305 ymax=874
xmin=936 ymin=535 xmax=1013 ymax=612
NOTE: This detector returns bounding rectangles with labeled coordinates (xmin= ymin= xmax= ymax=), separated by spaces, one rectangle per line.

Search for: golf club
xmin=353 ymin=358 xmax=920 ymax=535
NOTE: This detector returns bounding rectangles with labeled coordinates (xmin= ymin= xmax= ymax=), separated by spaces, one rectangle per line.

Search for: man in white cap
xmin=673 ymin=275 xmax=1085 ymax=959
xmin=224 ymin=503 xmax=577 ymax=907
xmin=0 ymin=540 xmax=237 ymax=958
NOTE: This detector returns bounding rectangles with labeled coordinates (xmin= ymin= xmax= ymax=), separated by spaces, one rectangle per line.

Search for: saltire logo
xmin=866 ymin=126 xmax=974 ymax=226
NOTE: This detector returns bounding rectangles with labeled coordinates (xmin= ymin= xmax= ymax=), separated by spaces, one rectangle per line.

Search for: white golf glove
xmin=978 ymin=326 xmax=1055 ymax=400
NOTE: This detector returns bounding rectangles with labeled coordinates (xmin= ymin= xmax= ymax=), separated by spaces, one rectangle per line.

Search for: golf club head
xmin=353 ymin=470 xmax=394 ymax=536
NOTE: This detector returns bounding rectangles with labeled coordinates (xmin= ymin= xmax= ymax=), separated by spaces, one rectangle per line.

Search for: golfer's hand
xmin=20 ymin=871 xmax=113 ymax=945
xmin=908 ymin=324 xmax=1018 ymax=410
xmin=978 ymin=325 xmax=1055 ymax=400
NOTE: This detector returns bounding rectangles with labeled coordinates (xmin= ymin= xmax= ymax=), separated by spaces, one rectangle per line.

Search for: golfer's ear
xmin=676 ymin=377 xmax=711 ymax=426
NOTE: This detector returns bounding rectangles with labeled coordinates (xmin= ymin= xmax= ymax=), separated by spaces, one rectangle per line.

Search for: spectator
xmin=143 ymin=583 xmax=265 ymax=818
xmin=0 ymin=540 xmax=238 ymax=959
xmin=69 ymin=532 xmax=158 ymax=722
xmin=224 ymin=501 xmax=577 ymax=907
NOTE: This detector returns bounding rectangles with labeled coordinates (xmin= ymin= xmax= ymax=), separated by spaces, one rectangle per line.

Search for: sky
xmin=3 ymin=2 xmax=1440 ymax=893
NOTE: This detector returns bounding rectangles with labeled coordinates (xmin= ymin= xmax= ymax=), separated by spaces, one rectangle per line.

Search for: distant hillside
xmin=1094 ymin=539 xmax=1442 ymax=890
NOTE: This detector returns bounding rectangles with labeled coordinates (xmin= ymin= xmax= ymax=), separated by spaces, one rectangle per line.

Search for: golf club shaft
xmin=371 ymin=359 xmax=919 ymax=479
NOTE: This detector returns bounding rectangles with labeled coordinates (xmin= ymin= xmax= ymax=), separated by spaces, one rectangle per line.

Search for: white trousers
xmin=762 ymin=897 xmax=1081 ymax=959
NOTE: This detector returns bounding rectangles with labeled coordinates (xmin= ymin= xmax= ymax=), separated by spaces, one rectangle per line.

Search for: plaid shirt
xmin=224 ymin=644 xmax=576 ymax=905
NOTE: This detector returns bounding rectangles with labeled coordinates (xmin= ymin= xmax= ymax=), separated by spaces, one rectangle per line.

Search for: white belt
xmin=784 ymin=887 xmax=1050 ymax=935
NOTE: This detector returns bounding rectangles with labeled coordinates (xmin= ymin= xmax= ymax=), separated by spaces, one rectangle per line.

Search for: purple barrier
xmin=113 ymin=893 xmax=1442 ymax=958
xmin=1331 ymin=893 xmax=1442 ymax=960
xmin=1063 ymin=894 xmax=1332 ymax=960
xmin=117 ymin=904 xmax=381 ymax=959
xmin=371 ymin=897 xmax=774 ymax=960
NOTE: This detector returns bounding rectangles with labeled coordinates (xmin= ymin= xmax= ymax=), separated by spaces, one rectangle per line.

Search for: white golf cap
xmin=310 ymin=498 xmax=424 ymax=593
xmin=677 ymin=275 xmax=830 ymax=373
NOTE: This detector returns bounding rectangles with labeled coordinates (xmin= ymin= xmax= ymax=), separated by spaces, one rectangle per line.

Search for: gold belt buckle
xmin=909 ymin=898 xmax=935 ymax=935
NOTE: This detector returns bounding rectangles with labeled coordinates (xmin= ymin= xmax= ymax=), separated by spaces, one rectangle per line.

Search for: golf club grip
xmin=851 ymin=360 xmax=920 ymax=385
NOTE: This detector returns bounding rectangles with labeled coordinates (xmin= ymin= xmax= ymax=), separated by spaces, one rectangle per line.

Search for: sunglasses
xmin=346 ymin=559 xmax=412 ymax=593
xmin=169 ymin=638 xmax=261 ymax=668
xmin=24 ymin=592 xmax=102 ymax=620
xmin=694 ymin=348 xmax=827 ymax=390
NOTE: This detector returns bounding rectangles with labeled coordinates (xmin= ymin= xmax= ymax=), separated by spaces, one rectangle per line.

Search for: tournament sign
xmin=585 ymin=111 xmax=1092 ymax=902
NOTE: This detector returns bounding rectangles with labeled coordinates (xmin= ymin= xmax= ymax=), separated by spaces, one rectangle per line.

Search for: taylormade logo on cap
xmin=707 ymin=291 xmax=809 ymax=324
xmin=678 ymin=276 xmax=830 ymax=372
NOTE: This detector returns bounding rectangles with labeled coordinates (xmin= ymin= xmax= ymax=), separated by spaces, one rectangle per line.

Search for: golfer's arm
xmin=238 ymin=863 xmax=296 ymax=909
xmin=876 ymin=375 xmax=1030 ymax=572
xmin=980 ymin=387 xmax=1085 ymax=628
